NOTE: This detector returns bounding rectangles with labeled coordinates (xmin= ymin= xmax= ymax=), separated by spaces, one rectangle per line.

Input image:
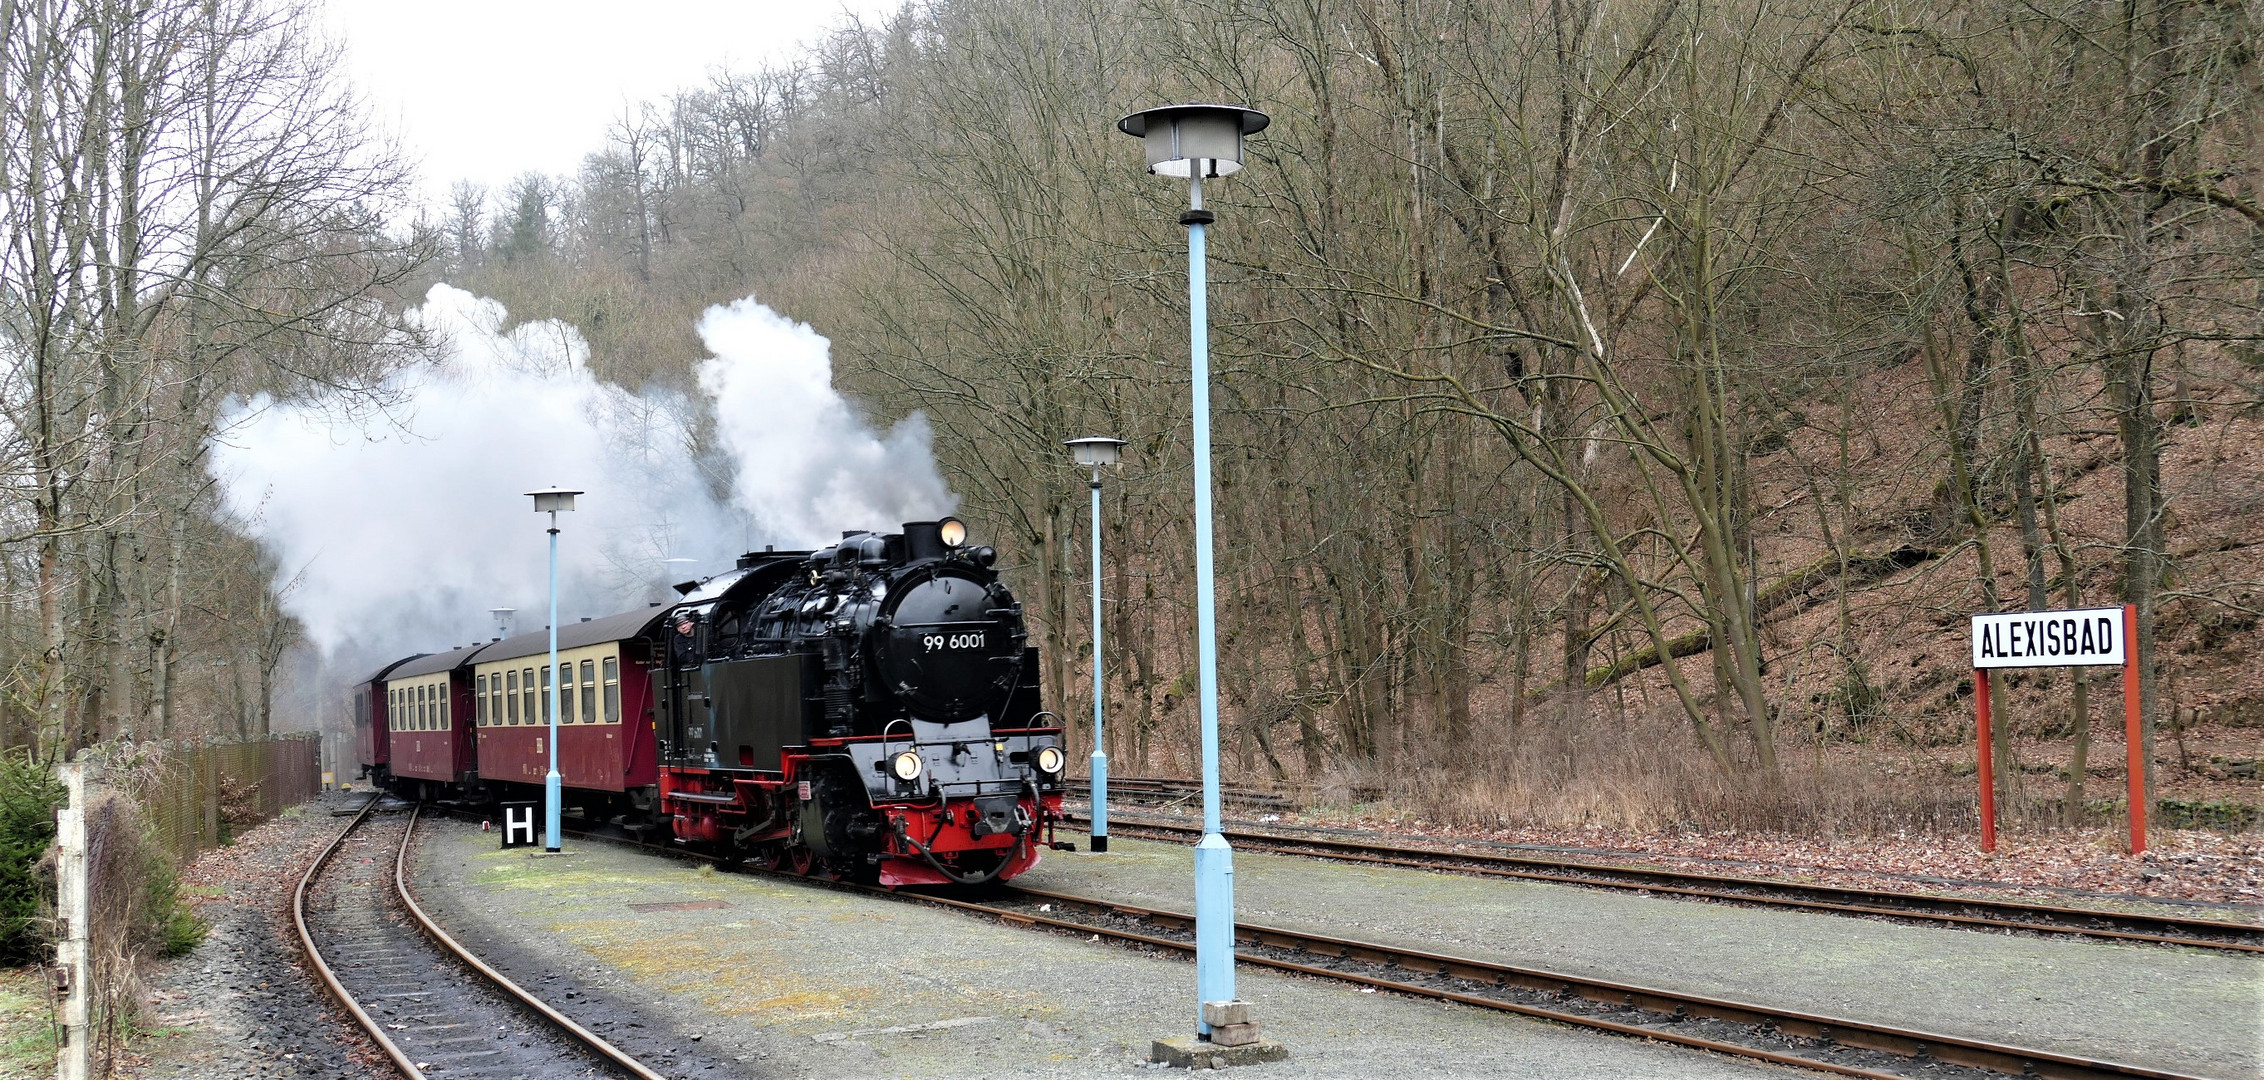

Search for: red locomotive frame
xmin=659 ymin=727 xmax=1066 ymax=886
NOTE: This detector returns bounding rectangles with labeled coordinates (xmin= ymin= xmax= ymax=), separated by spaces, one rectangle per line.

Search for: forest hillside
xmin=5 ymin=0 xmax=2256 ymax=840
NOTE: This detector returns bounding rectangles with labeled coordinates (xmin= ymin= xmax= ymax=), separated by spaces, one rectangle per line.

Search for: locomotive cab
xmin=654 ymin=518 xmax=1066 ymax=886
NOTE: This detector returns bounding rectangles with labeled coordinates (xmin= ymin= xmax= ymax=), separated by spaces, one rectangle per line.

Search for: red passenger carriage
xmin=470 ymin=609 xmax=661 ymax=816
xmin=378 ymin=644 xmax=487 ymax=799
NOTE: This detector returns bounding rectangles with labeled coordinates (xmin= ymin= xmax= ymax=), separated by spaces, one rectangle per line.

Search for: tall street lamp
xmin=526 ymin=486 xmax=581 ymax=853
xmin=1066 ymin=435 xmax=1128 ymax=853
xmin=1118 ymin=102 xmax=1271 ymax=1050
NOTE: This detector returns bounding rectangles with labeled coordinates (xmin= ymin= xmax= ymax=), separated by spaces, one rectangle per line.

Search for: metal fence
xmin=110 ymin=734 xmax=323 ymax=866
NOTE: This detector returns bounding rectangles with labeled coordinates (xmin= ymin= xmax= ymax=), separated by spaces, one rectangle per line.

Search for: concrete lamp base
xmin=1154 ymin=1002 xmax=1285 ymax=1069
xmin=1151 ymin=1036 xmax=1288 ymax=1069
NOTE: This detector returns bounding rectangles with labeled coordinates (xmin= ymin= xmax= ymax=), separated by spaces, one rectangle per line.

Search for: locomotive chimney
xmin=903 ymin=521 xmax=945 ymax=562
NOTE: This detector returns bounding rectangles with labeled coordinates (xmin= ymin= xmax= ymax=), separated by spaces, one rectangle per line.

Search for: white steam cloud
xmin=212 ymin=284 xmax=953 ymax=663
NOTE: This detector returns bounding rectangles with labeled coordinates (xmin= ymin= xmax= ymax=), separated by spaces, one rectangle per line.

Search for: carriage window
xmin=475 ymin=675 xmax=487 ymax=726
xmin=539 ymin=666 xmax=551 ymax=722
xmin=559 ymin=662 xmax=576 ymax=724
xmin=602 ymin=657 xmax=620 ymax=723
xmin=522 ymin=667 xmax=536 ymax=723
xmin=490 ymin=675 xmax=502 ymax=726
xmin=505 ymin=670 xmax=519 ymax=723
xmin=387 ymin=689 xmax=395 ymax=730
xmin=579 ymin=660 xmax=596 ymax=723
xmin=441 ymin=689 xmax=450 ymax=730
xmin=423 ymin=684 xmax=434 ymax=730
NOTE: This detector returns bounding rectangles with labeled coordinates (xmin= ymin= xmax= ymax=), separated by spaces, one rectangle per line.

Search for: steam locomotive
xmin=351 ymin=517 xmax=1070 ymax=887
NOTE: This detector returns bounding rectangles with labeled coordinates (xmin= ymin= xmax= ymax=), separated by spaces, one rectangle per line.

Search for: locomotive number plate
xmin=923 ymin=631 xmax=986 ymax=652
xmin=798 ymin=780 xmax=813 ymax=801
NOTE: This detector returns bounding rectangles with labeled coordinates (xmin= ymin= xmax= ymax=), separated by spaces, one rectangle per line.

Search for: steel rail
xmin=1073 ymin=813 xmax=2261 ymax=952
xmin=291 ymin=795 xmax=426 ymax=1079
xmin=1067 ymin=775 xmax=1299 ymax=810
xmin=395 ymin=805 xmax=669 ymax=1080
xmin=293 ymin=799 xmax=667 ymax=1080
xmin=976 ymin=884 xmax=2210 ymax=1080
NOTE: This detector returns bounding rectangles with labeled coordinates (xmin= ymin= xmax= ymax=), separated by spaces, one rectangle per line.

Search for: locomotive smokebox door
xmin=499 ymin=802 xmax=539 ymax=848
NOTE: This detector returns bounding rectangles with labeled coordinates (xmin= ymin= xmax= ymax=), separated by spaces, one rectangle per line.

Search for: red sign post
xmin=1969 ymin=604 xmax=2145 ymax=855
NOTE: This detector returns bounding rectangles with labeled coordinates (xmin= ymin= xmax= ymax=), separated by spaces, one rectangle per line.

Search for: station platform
xmin=410 ymin=818 xmax=1791 ymax=1078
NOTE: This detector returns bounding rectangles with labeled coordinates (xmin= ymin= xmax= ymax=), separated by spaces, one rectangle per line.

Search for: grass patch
xmin=0 ymin=966 xmax=54 ymax=1079
xmin=2153 ymin=799 xmax=2261 ymax=831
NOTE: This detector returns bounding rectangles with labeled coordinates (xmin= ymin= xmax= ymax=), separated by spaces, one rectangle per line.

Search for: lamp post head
xmin=1117 ymin=104 xmax=1270 ymax=179
xmin=1066 ymin=435 xmax=1128 ymax=468
xmin=526 ymin=487 xmax=583 ymax=514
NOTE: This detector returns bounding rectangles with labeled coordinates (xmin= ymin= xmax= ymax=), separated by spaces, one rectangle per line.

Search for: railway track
xmin=946 ymin=884 xmax=2212 ymax=1080
xmin=522 ymin=813 xmax=2218 ymax=1080
xmin=293 ymin=798 xmax=667 ymax=1080
xmin=1068 ymin=774 xmax=1305 ymax=812
xmin=1067 ymin=811 xmax=2262 ymax=953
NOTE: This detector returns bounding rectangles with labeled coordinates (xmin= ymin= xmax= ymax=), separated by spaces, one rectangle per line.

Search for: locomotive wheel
xmin=756 ymin=844 xmax=786 ymax=872
xmin=787 ymin=844 xmax=815 ymax=876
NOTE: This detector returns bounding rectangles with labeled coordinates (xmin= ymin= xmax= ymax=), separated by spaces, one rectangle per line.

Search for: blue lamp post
xmin=1117 ymin=102 xmax=1269 ymax=1042
xmin=526 ymin=486 xmax=581 ymax=853
xmin=1066 ymin=435 xmax=1128 ymax=853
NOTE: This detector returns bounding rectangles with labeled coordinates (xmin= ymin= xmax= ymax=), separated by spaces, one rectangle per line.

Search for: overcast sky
xmin=322 ymin=0 xmax=901 ymax=206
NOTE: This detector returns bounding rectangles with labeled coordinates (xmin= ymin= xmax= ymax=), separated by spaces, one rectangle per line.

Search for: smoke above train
xmin=210 ymin=284 xmax=955 ymax=661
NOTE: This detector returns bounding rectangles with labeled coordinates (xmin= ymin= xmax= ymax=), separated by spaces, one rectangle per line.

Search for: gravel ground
xmin=410 ymin=817 xmax=1795 ymax=1079
xmin=122 ymin=792 xmax=389 ymax=1080
xmin=1019 ymin=835 xmax=2264 ymax=1079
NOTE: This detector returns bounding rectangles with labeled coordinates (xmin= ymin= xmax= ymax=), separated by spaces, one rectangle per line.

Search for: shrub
xmin=0 ymin=750 xmax=63 ymax=965
xmin=144 ymin=863 xmax=205 ymax=959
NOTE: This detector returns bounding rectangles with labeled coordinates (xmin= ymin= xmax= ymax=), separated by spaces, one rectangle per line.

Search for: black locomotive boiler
xmin=653 ymin=517 xmax=1070 ymax=885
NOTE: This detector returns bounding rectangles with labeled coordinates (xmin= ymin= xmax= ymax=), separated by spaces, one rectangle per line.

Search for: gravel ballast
xmin=409 ymin=817 xmax=1790 ymax=1078
xmin=128 ymin=792 xmax=389 ymax=1079
xmin=1017 ymin=835 xmax=2262 ymax=1078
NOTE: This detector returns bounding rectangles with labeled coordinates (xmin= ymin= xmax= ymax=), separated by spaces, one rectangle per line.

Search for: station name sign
xmin=1970 ymin=607 xmax=2126 ymax=669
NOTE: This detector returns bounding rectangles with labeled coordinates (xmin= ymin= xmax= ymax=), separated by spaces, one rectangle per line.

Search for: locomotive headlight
xmin=938 ymin=517 xmax=968 ymax=547
xmin=1034 ymin=746 xmax=1065 ymax=775
xmin=890 ymin=750 xmax=924 ymax=782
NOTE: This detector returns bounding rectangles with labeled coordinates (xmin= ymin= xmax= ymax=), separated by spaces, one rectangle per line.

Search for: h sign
xmin=1971 ymin=606 xmax=2126 ymax=669
xmin=500 ymin=802 xmax=538 ymax=848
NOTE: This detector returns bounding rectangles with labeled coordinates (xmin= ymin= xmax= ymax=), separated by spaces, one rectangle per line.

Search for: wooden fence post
xmin=201 ymin=748 xmax=219 ymax=849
